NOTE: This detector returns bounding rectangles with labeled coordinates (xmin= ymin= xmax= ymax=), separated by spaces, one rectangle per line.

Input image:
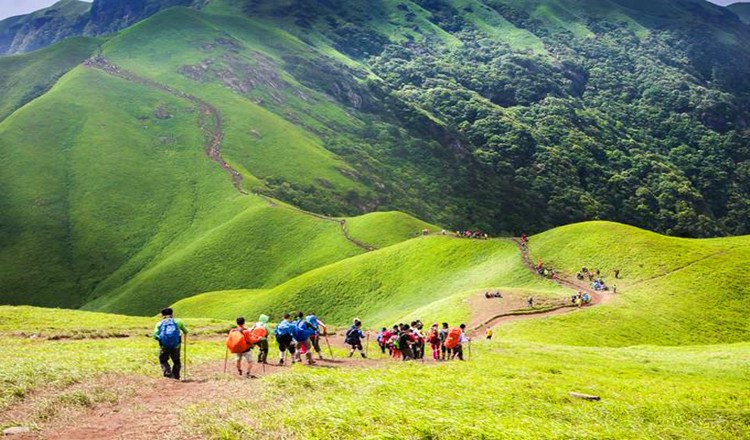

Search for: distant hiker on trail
xmin=345 ymin=319 xmax=367 ymax=358
xmin=582 ymin=292 xmax=592 ymax=306
xmin=428 ymin=323 xmax=441 ymax=360
xmin=445 ymin=324 xmax=466 ymax=361
xmin=226 ymin=317 xmax=255 ymax=378
xmin=293 ymin=311 xmax=317 ymax=365
xmin=439 ymin=322 xmax=449 ymax=360
xmin=411 ymin=321 xmax=425 ymax=359
xmin=154 ymin=308 xmax=188 ymax=380
xmin=485 ymin=327 xmax=493 ymax=340
xmin=613 ymin=285 xmax=617 ymax=294
xmin=521 ymin=234 xmax=529 ymax=243
xmin=306 ymin=312 xmax=327 ymax=360
xmin=377 ymin=327 xmax=388 ymax=354
xmin=614 ymin=269 xmax=620 ymax=279
xmin=527 ymin=296 xmax=535 ymax=308
xmin=253 ymin=315 xmax=271 ymax=364
xmin=398 ymin=324 xmax=416 ymax=361
xmin=274 ymin=313 xmax=296 ymax=365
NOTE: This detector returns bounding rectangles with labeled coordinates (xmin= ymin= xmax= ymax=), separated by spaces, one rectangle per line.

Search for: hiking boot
xmin=361 ymin=353 xmax=367 ymax=358
xmin=237 ymin=370 xmax=243 ymax=376
xmin=348 ymin=352 xmax=353 ymax=358
xmin=246 ymin=373 xmax=257 ymax=379
xmin=278 ymin=359 xmax=285 ymax=366
xmin=308 ymin=360 xmax=316 ymax=365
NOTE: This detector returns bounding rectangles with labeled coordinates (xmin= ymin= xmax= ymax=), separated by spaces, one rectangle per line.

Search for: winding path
xmin=84 ymin=57 xmax=374 ymax=252
xmin=468 ymin=238 xmax=609 ymax=336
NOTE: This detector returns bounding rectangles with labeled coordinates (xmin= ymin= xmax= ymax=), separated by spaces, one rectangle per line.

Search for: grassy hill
xmin=728 ymin=2 xmax=750 ymax=24
xmin=0 ymin=0 xmax=91 ymax=54
xmin=496 ymin=222 xmax=750 ymax=346
xmin=0 ymin=37 xmax=100 ymax=121
xmin=173 ymin=236 xmax=567 ymax=325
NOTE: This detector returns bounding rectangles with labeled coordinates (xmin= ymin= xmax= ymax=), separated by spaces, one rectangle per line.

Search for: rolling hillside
xmin=496 ymin=222 xmax=750 ymax=346
xmin=0 ymin=0 xmax=749 ymax=312
xmin=728 ymin=2 xmax=750 ymax=24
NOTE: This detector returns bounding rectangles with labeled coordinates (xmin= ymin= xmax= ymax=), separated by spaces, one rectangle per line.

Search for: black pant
xmin=453 ymin=344 xmax=464 ymax=361
xmin=257 ymin=339 xmax=269 ymax=363
xmin=310 ymin=334 xmax=322 ymax=353
xmin=159 ymin=345 xmax=181 ymax=379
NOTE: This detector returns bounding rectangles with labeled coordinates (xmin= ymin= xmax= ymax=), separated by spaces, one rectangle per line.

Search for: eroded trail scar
xmin=84 ymin=56 xmax=248 ymax=195
xmin=84 ymin=57 xmax=375 ymax=252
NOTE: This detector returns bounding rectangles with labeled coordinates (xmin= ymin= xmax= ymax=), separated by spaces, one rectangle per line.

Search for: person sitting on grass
xmin=345 ymin=319 xmax=367 ymax=358
xmin=231 ymin=317 xmax=256 ymax=378
xmin=153 ymin=308 xmax=189 ymax=380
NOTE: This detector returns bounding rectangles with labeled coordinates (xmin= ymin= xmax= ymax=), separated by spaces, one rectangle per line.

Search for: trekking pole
xmin=324 ymin=333 xmax=334 ymax=360
xmin=183 ymin=334 xmax=188 ymax=380
xmin=223 ymin=348 xmax=229 ymax=373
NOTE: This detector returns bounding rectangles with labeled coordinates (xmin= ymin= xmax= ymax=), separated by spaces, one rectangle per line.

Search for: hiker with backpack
xmin=153 ymin=308 xmax=189 ymax=380
xmin=439 ymin=322 xmax=450 ymax=360
xmin=226 ymin=317 xmax=256 ymax=378
xmin=253 ymin=315 xmax=271 ymax=365
xmin=398 ymin=324 xmax=416 ymax=361
xmin=428 ymin=323 xmax=441 ymax=360
xmin=345 ymin=319 xmax=366 ymax=358
xmin=293 ymin=311 xmax=317 ymax=365
xmin=411 ymin=321 xmax=424 ymax=359
xmin=306 ymin=312 xmax=327 ymax=360
xmin=445 ymin=324 xmax=466 ymax=361
xmin=274 ymin=313 xmax=296 ymax=365
xmin=376 ymin=327 xmax=389 ymax=354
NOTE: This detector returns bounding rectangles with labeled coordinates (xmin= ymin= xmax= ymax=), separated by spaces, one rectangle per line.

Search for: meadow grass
xmin=184 ymin=339 xmax=750 ymax=440
xmin=344 ymin=211 xmax=440 ymax=249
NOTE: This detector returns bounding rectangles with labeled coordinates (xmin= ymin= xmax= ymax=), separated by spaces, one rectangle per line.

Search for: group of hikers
xmin=455 ymin=230 xmax=489 ymax=239
xmin=153 ymin=309 xmax=475 ymax=380
xmin=534 ymin=260 xmax=561 ymax=280
xmin=376 ymin=321 xmax=471 ymax=361
xmin=576 ymin=267 xmax=617 ymax=292
xmin=484 ymin=291 xmax=503 ymax=299
xmin=571 ymin=291 xmax=593 ymax=307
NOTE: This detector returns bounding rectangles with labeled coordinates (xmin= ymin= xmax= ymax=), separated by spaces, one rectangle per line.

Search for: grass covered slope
xmin=174 ymin=236 xmax=566 ymax=325
xmin=0 ymin=62 xmax=369 ymax=314
xmin=0 ymin=37 xmax=100 ymax=121
xmin=187 ymin=341 xmax=750 ymax=439
xmin=497 ymin=222 xmax=750 ymax=346
xmin=344 ymin=211 xmax=440 ymax=249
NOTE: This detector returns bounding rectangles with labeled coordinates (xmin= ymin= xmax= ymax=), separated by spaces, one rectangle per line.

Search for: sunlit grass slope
xmin=0 ymin=307 xmax=226 ymax=414
xmin=0 ymin=64 xmax=366 ymax=314
xmin=345 ymin=211 xmax=440 ymax=249
xmin=174 ymin=236 xmax=566 ymax=325
xmin=0 ymin=37 xmax=100 ymax=121
xmin=187 ymin=341 xmax=750 ymax=440
xmin=497 ymin=221 xmax=750 ymax=346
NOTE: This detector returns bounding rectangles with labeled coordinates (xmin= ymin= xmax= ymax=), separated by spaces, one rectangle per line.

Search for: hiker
xmin=445 ymin=324 xmax=465 ymax=361
xmin=485 ymin=326 xmax=493 ymax=340
xmin=527 ymin=296 xmax=535 ymax=308
xmin=306 ymin=312 xmax=327 ymax=360
xmin=582 ymin=292 xmax=592 ymax=306
xmin=154 ymin=308 xmax=189 ymax=380
xmin=293 ymin=311 xmax=317 ymax=365
xmin=439 ymin=322 xmax=450 ymax=360
xmin=428 ymin=323 xmax=441 ymax=360
xmin=411 ymin=321 xmax=424 ymax=359
xmin=614 ymin=269 xmax=620 ymax=279
xmin=345 ymin=319 xmax=367 ymax=358
xmin=521 ymin=234 xmax=529 ymax=243
xmin=613 ymin=285 xmax=617 ymax=294
xmin=376 ymin=327 xmax=389 ymax=354
xmin=389 ymin=326 xmax=401 ymax=359
xmin=398 ymin=324 xmax=416 ymax=361
xmin=227 ymin=317 xmax=255 ymax=377
xmin=576 ymin=272 xmax=584 ymax=280
xmin=253 ymin=315 xmax=271 ymax=364
xmin=274 ymin=313 xmax=296 ymax=365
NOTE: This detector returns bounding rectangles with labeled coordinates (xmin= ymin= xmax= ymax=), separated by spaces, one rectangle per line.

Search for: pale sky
xmin=0 ymin=0 xmax=91 ymax=21
xmin=0 ymin=0 xmax=748 ymax=21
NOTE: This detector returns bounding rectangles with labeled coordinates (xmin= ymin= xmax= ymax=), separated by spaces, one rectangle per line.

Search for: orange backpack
xmin=226 ymin=329 xmax=250 ymax=354
xmin=247 ymin=326 xmax=268 ymax=345
xmin=444 ymin=328 xmax=462 ymax=349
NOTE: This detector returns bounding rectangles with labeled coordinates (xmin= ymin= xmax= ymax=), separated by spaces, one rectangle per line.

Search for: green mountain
xmin=0 ymin=0 xmax=749 ymax=312
xmin=728 ymin=2 xmax=750 ymax=24
xmin=0 ymin=0 xmax=91 ymax=54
